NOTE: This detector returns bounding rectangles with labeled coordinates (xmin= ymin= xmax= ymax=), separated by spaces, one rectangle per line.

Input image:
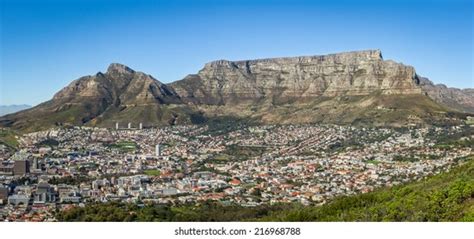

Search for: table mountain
xmin=171 ymin=50 xmax=422 ymax=105
xmin=170 ymin=50 xmax=468 ymax=126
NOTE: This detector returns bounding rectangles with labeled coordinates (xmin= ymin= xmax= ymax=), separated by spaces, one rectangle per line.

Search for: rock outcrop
xmin=171 ymin=50 xmax=422 ymax=105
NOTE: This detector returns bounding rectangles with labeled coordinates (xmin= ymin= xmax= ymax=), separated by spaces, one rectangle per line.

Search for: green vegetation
xmin=328 ymin=129 xmax=393 ymax=152
xmin=36 ymin=138 xmax=59 ymax=147
xmin=11 ymin=177 xmax=38 ymax=186
xmin=202 ymin=116 xmax=255 ymax=136
xmin=57 ymin=157 xmax=474 ymax=222
xmin=212 ymin=145 xmax=269 ymax=161
xmin=12 ymin=104 xmax=102 ymax=132
xmin=48 ymin=176 xmax=91 ymax=185
xmin=431 ymin=126 xmax=474 ymax=149
xmin=96 ymin=104 xmax=199 ymax=128
xmin=193 ymin=165 xmax=231 ymax=176
xmin=143 ymin=169 xmax=161 ymax=176
xmin=55 ymin=201 xmax=293 ymax=222
xmin=365 ymin=160 xmax=381 ymax=165
xmin=435 ymin=138 xmax=474 ymax=150
xmin=392 ymin=154 xmax=441 ymax=162
xmin=0 ymin=128 xmax=19 ymax=149
xmin=106 ymin=141 xmax=137 ymax=152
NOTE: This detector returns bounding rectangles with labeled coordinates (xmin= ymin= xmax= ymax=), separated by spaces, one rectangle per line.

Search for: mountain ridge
xmin=419 ymin=77 xmax=474 ymax=113
xmin=0 ymin=63 xmax=197 ymax=131
xmin=1 ymin=50 xmax=472 ymax=132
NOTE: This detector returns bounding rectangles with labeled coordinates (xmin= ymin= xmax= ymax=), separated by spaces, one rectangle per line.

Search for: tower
xmin=155 ymin=144 xmax=161 ymax=157
xmin=115 ymin=122 xmax=119 ymax=130
xmin=128 ymin=122 xmax=131 ymax=129
xmin=33 ymin=158 xmax=39 ymax=170
xmin=139 ymin=123 xmax=143 ymax=130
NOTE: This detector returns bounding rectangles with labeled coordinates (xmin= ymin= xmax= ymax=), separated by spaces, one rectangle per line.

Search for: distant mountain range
xmin=1 ymin=50 xmax=473 ymax=132
xmin=0 ymin=104 xmax=31 ymax=116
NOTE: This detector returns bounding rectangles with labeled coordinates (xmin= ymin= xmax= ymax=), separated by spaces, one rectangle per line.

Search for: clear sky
xmin=1 ymin=0 xmax=472 ymax=106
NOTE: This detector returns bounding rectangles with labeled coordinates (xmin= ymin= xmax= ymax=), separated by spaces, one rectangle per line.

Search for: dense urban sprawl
xmin=0 ymin=123 xmax=472 ymax=221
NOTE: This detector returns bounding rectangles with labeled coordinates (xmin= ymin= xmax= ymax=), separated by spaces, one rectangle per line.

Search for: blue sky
xmin=1 ymin=0 xmax=472 ymax=105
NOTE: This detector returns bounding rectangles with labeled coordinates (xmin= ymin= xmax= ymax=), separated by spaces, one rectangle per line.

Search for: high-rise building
xmin=110 ymin=177 xmax=116 ymax=185
xmin=155 ymin=144 xmax=161 ymax=157
xmin=0 ymin=187 xmax=8 ymax=203
xmin=34 ymin=183 xmax=56 ymax=204
xmin=13 ymin=160 xmax=29 ymax=176
xmin=32 ymin=158 xmax=39 ymax=171
xmin=139 ymin=123 xmax=143 ymax=130
xmin=128 ymin=122 xmax=132 ymax=129
xmin=115 ymin=122 xmax=119 ymax=130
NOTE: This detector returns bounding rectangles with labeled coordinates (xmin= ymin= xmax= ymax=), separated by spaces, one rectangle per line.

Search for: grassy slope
xmin=92 ymin=104 xmax=197 ymax=128
xmin=196 ymin=93 xmax=459 ymax=127
xmin=0 ymin=101 xmax=105 ymax=133
xmin=1 ymin=91 xmax=467 ymax=133
xmin=0 ymin=128 xmax=19 ymax=149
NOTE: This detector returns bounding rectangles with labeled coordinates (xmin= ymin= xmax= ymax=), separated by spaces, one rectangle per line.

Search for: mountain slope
xmin=419 ymin=77 xmax=474 ymax=113
xmin=0 ymin=64 xmax=197 ymax=131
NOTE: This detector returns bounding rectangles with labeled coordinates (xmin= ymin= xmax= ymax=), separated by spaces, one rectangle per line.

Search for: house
xmin=229 ymin=178 xmax=241 ymax=186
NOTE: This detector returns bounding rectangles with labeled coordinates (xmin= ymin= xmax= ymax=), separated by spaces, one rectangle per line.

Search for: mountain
xmin=171 ymin=50 xmax=467 ymax=126
xmin=1 ymin=50 xmax=472 ymax=132
xmin=171 ymin=50 xmax=421 ymax=104
xmin=0 ymin=63 xmax=199 ymax=131
xmin=419 ymin=77 xmax=474 ymax=113
xmin=0 ymin=104 xmax=31 ymax=116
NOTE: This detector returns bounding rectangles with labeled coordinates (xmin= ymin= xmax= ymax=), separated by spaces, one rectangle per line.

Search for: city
xmin=0 ymin=123 xmax=472 ymax=221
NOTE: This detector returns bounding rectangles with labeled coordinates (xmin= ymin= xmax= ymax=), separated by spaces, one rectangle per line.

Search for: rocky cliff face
xmin=171 ymin=50 xmax=422 ymax=105
xmin=419 ymin=77 xmax=474 ymax=113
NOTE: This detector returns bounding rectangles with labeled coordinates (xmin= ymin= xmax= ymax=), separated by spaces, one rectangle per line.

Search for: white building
xmin=155 ymin=144 xmax=161 ymax=157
